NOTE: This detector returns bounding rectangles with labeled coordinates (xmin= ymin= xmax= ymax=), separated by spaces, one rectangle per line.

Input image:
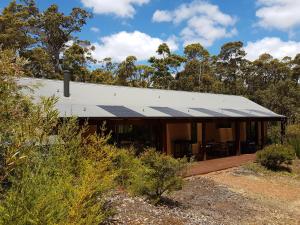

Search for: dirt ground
xmin=107 ymin=164 xmax=300 ymax=225
xmin=205 ymin=168 xmax=300 ymax=215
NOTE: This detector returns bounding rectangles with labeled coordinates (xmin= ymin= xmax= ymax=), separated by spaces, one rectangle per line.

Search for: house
xmin=18 ymin=75 xmax=286 ymax=160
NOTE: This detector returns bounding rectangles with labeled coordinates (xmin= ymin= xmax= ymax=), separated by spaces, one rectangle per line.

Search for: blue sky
xmin=1 ymin=0 xmax=300 ymax=62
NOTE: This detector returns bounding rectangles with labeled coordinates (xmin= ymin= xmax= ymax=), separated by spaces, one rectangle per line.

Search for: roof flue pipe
xmin=63 ymin=70 xmax=71 ymax=97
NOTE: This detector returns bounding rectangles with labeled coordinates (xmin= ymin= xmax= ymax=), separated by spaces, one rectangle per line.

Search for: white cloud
xmin=244 ymin=37 xmax=300 ymax=61
xmin=181 ymin=16 xmax=237 ymax=46
xmin=152 ymin=10 xmax=172 ymax=22
xmin=90 ymin=27 xmax=100 ymax=33
xmin=152 ymin=0 xmax=237 ymax=47
xmin=92 ymin=31 xmax=178 ymax=62
xmin=256 ymin=0 xmax=300 ymax=31
xmin=80 ymin=0 xmax=150 ymax=18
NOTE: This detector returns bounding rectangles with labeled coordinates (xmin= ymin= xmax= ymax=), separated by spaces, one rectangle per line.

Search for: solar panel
xmin=249 ymin=109 xmax=277 ymax=117
xmin=222 ymin=108 xmax=257 ymax=117
xmin=150 ymin=107 xmax=192 ymax=117
xmin=190 ymin=108 xmax=229 ymax=117
xmin=98 ymin=105 xmax=145 ymax=117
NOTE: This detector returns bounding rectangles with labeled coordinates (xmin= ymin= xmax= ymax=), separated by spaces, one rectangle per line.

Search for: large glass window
xmin=113 ymin=124 xmax=159 ymax=153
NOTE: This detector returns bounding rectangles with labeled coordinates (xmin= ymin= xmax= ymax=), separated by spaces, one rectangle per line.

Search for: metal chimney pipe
xmin=63 ymin=70 xmax=71 ymax=97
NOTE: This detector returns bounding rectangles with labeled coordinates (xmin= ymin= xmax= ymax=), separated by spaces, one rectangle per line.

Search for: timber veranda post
xmin=202 ymin=121 xmax=206 ymax=160
xmin=261 ymin=121 xmax=265 ymax=149
xmin=235 ymin=121 xmax=241 ymax=156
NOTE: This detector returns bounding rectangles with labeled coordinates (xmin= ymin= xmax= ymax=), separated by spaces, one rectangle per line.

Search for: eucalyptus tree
xmin=176 ymin=43 xmax=213 ymax=91
xmin=292 ymin=54 xmax=300 ymax=84
xmin=116 ymin=56 xmax=138 ymax=86
xmin=149 ymin=43 xmax=172 ymax=89
xmin=256 ymin=80 xmax=300 ymax=123
xmin=133 ymin=65 xmax=154 ymax=87
xmin=247 ymin=53 xmax=292 ymax=99
xmin=63 ymin=41 xmax=95 ymax=82
xmin=22 ymin=47 xmax=56 ymax=78
xmin=89 ymin=58 xmax=118 ymax=84
xmin=149 ymin=43 xmax=185 ymax=89
xmin=0 ymin=0 xmax=92 ymax=78
xmin=36 ymin=4 xmax=92 ymax=73
xmin=0 ymin=0 xmax=38 ymax=52
xmin=89 ymin=68 xmax=115 ymax=85
xmin=217 ymin=41 xmax=247 ymax=95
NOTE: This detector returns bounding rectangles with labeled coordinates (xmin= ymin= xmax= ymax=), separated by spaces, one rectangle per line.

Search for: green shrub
xmin=130 ymin=149 xmax=187 ymax=203
xmin=0 ymin=119 xmax=114 ymax=225
xmin=286 ymin=124 xmax=300 ymax=158
xmin=0 ymin=51 xmax=114 ymax=225
xmin=267 ymin=124 xmax=281 ymax=144
xmin=109 ymin=147 xmax=142 ymax=188
xmin=256 ymin=144 xmax=296 ymax=170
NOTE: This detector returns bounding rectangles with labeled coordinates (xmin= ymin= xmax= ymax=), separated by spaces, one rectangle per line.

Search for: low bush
xmin=267 ymin=124 xmax=281 ymax=144
xmin=286 ymin=124 xmax=300 ymax=158
xmin=256 ymin=144 xmax=296 ymax=170
xmin=0 ymin=118 xmax=115 ymax=225
xmin=0 ymin=51 xmax=114 ymax=225
xmin=109 ymin=147 xmax=142 ymax=188
xmin=130 ymin=149 xmax=187 ymax=203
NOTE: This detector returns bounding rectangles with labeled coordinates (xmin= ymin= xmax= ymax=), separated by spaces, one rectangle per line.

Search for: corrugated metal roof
xmin=18 ymin=78 xmax=284 ymax=119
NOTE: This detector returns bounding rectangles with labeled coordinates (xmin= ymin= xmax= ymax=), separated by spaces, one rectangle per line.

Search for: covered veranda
xmin=85 ymin=116 xmax=286 ymax=161
xmin=163 ymin=117 xmax=286 ymax=160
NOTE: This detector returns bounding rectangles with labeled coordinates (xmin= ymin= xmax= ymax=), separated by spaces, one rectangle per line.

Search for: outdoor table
xmin=173 ymin=140 xmax=193 ymax=158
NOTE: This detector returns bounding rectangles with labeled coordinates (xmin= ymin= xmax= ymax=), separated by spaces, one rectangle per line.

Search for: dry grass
xmin=243 ymin=159 xmax=300 ymax=180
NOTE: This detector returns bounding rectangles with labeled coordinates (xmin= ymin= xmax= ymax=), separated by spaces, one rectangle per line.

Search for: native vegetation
xmin=262 ymin=123 xmax=300 ymax=171
xmin=256 ymin=144 xmax=296 ymax=171
xmin=286 ymin=124 xmax=300 ymax=157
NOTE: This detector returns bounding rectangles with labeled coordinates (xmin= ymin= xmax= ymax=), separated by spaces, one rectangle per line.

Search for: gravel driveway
xmin=107 ymin=166 xmax=300 ymax=225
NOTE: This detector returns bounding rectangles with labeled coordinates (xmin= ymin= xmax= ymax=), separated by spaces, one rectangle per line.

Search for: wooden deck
xmin=185 ymin=154 xmax=256 ymax=177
